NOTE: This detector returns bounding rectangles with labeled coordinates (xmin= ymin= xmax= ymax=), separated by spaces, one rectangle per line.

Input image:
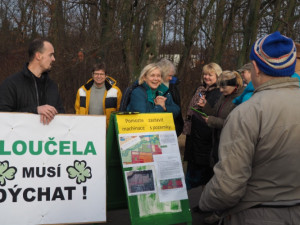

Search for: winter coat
xmin=0 ymin=64 xmax=65 ymax=113
xmin=169 ymin=76 xmax=184 ymax=136
xmin=183 ymin=84 xmax=221 ymax=166
xmin=205 ymin=86 xmax=245 ymax=165
xmin=75 ymin=76 xmax=122 ymax=127
xmin=233 ymin=73 xmax=300 ymax=106
xmin=292 ymin=72 xmax=300 ymax=85
xmin=200 ymin=77 xmax=300 ymax=217
xmin=232 ymin=82 xmax=254 ymax=105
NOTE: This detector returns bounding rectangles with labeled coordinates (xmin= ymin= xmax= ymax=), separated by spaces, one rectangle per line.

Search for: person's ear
xmin=251 ymin=61 xmax=260 ymax=77
xmin=36 ymin=52 xmax=41 ymax=61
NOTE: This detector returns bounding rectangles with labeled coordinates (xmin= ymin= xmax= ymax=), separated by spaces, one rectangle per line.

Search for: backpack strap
xmin=119 ymin=86 xmax=133 ymax=112
xmin=119 ymin=81 xmax=147 ymax=112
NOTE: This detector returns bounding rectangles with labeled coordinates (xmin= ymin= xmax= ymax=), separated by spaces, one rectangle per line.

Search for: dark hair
xmin=28 ymin=38 xmax=49 ymax=62
xmin=92 ymin=63 xmax=107 ymax=74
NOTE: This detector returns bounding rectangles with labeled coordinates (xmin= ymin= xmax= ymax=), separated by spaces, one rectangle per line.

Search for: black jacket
xmin=169 ymin=76 xmax=184 ymax=136
xmin=0 ymin=64 xmax=65 ymax=113
xmin=184 ymin=87 xmax=221 ymax=166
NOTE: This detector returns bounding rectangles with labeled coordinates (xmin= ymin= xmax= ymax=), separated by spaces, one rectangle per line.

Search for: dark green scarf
xmin=142 ymin=83 xmax=169 ymax=104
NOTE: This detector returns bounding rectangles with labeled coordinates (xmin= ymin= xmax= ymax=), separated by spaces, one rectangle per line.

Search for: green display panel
xmin=107 ymin=113 xmax=192 ymax=225
xmin=106 ymin=113 xmax=128 ymax=210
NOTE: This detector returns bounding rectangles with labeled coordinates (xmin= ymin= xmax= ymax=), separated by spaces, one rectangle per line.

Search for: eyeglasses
xmin=93 ymin=72 xmax=106 ymax=76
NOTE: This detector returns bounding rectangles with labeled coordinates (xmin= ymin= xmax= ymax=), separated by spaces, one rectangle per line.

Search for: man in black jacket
xmin=0 ymin=38 xmax=64 ymax=124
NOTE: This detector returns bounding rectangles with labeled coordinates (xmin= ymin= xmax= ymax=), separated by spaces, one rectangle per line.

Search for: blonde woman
xmin=183 ymin=62 xmax=222 ymax=190
xmin=126 ymin=63 xmax=180 ymax=117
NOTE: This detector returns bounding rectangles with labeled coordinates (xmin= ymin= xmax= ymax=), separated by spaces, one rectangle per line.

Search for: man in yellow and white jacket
xmin=75 ymin=63 xmax=122 ymax=128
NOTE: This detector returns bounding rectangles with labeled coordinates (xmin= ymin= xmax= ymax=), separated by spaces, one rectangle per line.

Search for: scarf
xmin=183 ymin=83 xmax=218 ymax=135
xmin=143 ymin=82 xmax=169 ymax=104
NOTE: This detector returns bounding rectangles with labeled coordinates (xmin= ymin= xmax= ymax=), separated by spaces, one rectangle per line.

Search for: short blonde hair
xmin=202 ymin=63 xmax=222 ymax=84
xmin=219 ymin=70 xmax=243 ymax=88
xmin=203 ymin=63 xmax=222 ymax=77
xmin=138 ymin=63 xmax=162 ymax=85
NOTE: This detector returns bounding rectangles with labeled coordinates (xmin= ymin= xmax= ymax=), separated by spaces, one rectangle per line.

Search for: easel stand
xmin=106 ymin=113 xmax=192 ymax=225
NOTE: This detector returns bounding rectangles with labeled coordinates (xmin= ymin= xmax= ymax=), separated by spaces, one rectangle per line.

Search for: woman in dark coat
xmin=200 ymin=70 xmax=245 ymax=165
xmin=183 ymin=63 xmax=222 ymax=190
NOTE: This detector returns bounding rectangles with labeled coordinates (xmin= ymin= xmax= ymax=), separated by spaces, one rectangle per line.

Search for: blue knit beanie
xmin=250 ymin=31 xmax=296 ymax=77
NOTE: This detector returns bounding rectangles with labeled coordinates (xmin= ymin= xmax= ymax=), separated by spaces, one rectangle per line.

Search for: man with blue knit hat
xmin=199 ymin=31 xmax=300 ymax=224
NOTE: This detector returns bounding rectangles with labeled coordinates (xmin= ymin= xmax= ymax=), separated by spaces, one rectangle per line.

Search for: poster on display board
xmin=119 ymin=131 xmax=187 ymax=203
xmin=114 ymin=113 xmax=192 ymax=225
xmin=0 ymin=113 xmax=106 ymax=225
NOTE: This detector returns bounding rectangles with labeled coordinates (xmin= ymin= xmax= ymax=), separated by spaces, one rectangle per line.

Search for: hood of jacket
xmin=84 ymin=75 xmax=117 ymax=91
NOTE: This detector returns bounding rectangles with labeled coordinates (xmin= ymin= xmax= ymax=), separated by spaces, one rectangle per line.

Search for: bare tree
xmin=120 ymin=0 xmax=140 ymax=81
xmin=237 ymin=0 xmax=261 ymax=67
xmin=139 ymin=0 xmax=166 ymax=69
xmin=1 ymin=0 xmax=300 ymax=113
xmin=178 ymin=0 xmax=215 ymax=76
xmin=48 ymin=0 xmax=66 ymax=51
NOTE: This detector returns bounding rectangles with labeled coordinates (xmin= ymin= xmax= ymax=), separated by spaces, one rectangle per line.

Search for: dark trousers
xmin=185 ymin=162 xmax=213 ymax=190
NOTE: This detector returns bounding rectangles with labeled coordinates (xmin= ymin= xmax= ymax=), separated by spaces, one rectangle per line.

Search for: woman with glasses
xmin=199 ymin=70 xmax=244 ymax=166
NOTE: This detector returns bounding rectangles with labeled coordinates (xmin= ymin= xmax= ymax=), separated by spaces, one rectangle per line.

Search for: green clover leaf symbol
xmin=66 ymin=160 xmax=92 ymax=184
xmin=0 ymin=161 xmax=17 ymax=186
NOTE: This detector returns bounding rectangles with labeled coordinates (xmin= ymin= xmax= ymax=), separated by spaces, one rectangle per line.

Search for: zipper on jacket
xmin=31 ymin=74 xmax=40 ymax=106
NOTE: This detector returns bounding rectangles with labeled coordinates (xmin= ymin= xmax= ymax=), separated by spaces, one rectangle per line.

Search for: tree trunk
xmin=237 ymin=0 xmax=261 ymax=67
xmin=120 ymin=0 xmax=140 ymax=82
xmin=178 ymin=0 xmax=215 ymax=76
xmin=48 ymin=0 xmax=66 ymax=51
xmin=30 ymin=0 xmax=38 ymax=39
xmin=16 ymin=0 xmax=30 ymax=42
xmin=139 ymin=0 xmax=165 ymax=69
xmin=221 ymin=0 xmax=242 ymax=64
xmin=211 ymin=0 xmax=225 ymax=63
xmin=284 ymin=0 xmax=297 ymax=39
xmin=88 ymin=0 xmax=99 ymax=44
xmin=99 ymin=0 xmax=116 ymax=61
xmin=270 ymin=0 xmax=282 ymax=33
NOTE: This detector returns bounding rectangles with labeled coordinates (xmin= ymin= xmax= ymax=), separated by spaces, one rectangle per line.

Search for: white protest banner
xmin=0 ymin=113 xmax=106 ymax=225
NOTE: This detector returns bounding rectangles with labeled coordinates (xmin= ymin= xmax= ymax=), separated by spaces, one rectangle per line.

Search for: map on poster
xmin=116 ymin=113 xmax=188 ymax=204
xmin=119 ymin=135 xmax=162 ymax=165
xmin=119 ymin=132 xmax=178 ymax=167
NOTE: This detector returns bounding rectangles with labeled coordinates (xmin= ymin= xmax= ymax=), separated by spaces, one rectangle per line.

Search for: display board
xmin=0 ymin=113 xmax=106 ymax=225
xmin=110 ymin=112 xmax=192 ymax=225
